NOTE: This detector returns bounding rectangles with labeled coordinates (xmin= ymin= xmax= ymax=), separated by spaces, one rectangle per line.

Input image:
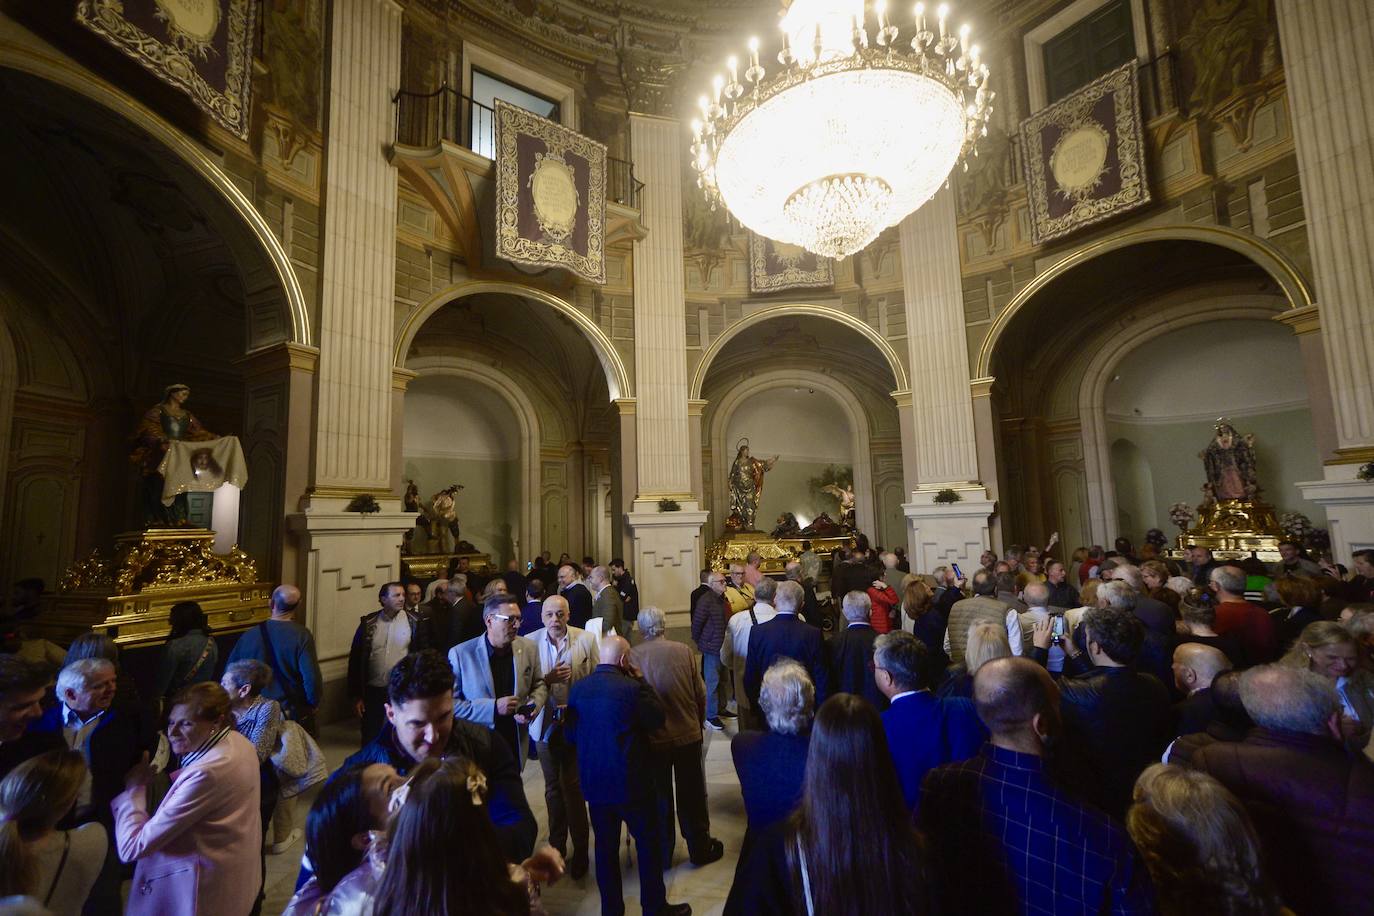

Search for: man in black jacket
xmin=567 ymin=635 xmax=691 ymax=916
xmin=339 ymin=650 xmax=536 ymax=861
xmin=1057 ymin=605 xmax=1172 ymax=820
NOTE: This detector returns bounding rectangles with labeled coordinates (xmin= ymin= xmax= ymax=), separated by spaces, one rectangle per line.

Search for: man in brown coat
xmin=630 ymin=606 xmax=725 ymax=868
xmin=1187 ymin=664 xmax=1374 ymax=915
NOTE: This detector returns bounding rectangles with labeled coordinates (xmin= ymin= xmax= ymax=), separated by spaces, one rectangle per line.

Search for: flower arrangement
xmin=933 ymin=488 xmax=962 ymax=504
xmin=1168 ymin=502 xmax=1195 ymax=531
xmin=1279 ymin=512 xmax=1314 ymax=544
xmin=657 ymin=498 xmax=681 ymax=512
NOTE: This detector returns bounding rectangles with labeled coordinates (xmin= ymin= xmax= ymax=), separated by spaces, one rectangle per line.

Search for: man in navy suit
xmin=828 ymin=590 xmax=885 ymax=710
xmin=875 ymin=630 xmax=986 ymax=810
xmin=743 ymin=580 xmax=830 ymax=715
xmin=566 ymin=635 xmax=692 ymax=916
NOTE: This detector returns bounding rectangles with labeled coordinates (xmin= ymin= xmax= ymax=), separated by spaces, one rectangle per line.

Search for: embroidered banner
xmin=158 ymin=436 xmax=248 ymax=504
xmin=748 ymin=232 xmax=834 ymax=294
xmin=1019 ymin=63 xmax=1151 ymax=245
xmin=76 ymin=0 xmax=256 ymax=139
xmin=494 ymin=99 xmax=607 ymax=284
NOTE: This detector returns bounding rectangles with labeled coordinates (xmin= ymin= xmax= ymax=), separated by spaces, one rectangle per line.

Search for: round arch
xmin=691 ymin=303 xmax=910 ymax=399
xmin=1077 ymin=293 xmax=1291 ymax=544
xmin=395 ymin=281 xmax=632 ymax=401
xmin=707 ymin=369 xmax=876 ymax=538
xmin=975 ymin=225 xmax=1315 ymax=378
xmin=0 ymin=42 xmax=312 ymax=348
xmin=405 ymin=357 xmax=542 ymax=562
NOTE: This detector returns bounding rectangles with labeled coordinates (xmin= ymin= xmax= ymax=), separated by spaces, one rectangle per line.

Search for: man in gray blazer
xmin=589 ymin=565 xmax=628 ymax=638
xmin=528 ymin=594 xmax=600 ymax=878
xmin=451 ymin=593 xmax=547 ymax=769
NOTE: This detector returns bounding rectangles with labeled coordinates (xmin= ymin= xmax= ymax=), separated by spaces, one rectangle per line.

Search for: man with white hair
xmin=1188 ymin=665 xmax=1374 ymax=914
xmin=829 ymin=590 xmax=884 ymax=709
xmin=528 ymin=594 xmax=598 ymax=879
xmin=721 ymin=577 xmax=778 ymax=731
xmin=631 ymin=607 xmax=724 ymax=867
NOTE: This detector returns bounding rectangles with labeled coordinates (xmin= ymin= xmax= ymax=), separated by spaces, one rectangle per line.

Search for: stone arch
xmin=395 ymin=281 xmax=632 ymax=400
xmin=707 ymin=369 xmax=876 ymax=537
xmin=0 ymin=42 xmax=312 ymax=350
xmin=405 ymin=357 xmax=542 ymax=562
xmin=975 ymin=225 xmax=1315 ymax=379
xmin=1077 ymin=295 xmax=1289 ymax=543
xmin=691 ymin=303 xmax=909 ymax=399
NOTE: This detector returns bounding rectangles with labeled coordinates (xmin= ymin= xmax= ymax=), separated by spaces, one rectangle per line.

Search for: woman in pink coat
xmin=113 ymin=682 xmax=262 ymax=915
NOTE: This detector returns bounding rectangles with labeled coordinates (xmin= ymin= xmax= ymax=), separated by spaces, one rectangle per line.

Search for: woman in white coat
xmin=113 ymin=682 xmax=262 ymax=915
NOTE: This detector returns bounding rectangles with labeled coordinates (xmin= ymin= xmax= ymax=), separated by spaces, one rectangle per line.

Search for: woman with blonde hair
xmin=0 ymin=749 xmax=107 ymax=915
xmin=1281 ymin=620 xmax=1374 ymax=754
xmin=937 ymin=621 xmax=1011 ymax=700
xmin=1127 ymin=763 xmax=1285 ymax=916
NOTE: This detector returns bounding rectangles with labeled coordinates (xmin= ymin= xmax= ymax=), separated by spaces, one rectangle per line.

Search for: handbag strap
xmin=43 ymin=830 xmax=72 ymax=906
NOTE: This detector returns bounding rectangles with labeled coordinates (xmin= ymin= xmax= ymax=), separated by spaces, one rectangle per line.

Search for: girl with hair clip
xmin=369 ymin=757 xmax=564 ymax=916
xmin=0 ymin=749 xmax=107 ymax=915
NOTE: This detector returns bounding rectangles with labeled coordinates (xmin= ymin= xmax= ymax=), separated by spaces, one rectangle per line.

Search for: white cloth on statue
xmin=157 ymin=436 xmax=248 ymax=504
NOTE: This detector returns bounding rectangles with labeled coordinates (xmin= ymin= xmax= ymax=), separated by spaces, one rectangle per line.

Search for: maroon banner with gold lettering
xmin=1020 ymin=63 xmax=1150 ymax=245
xmin=76 ymin=0 xmax=255 ymax=139
xmin=494 ymin=99 xmax=607 ymax=284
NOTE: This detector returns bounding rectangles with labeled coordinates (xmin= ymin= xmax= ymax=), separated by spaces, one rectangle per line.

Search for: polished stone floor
xmin=263 ymin=717 xmax=746 ymax=915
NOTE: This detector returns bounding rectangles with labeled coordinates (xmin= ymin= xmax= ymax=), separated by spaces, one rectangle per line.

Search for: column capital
xmin=1272 ymin=304 xmax=1321 ymax=336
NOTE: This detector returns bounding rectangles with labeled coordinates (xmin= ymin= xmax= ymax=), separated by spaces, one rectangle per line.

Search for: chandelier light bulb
xmin=691 ymin=0 xmax=993 ymax=258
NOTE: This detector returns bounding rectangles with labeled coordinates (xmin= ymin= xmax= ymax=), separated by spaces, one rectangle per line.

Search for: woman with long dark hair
xmin=729 ymin=693 xmax=931 ymax=915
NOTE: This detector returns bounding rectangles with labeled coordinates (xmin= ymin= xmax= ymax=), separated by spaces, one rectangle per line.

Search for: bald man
xmin=1172 ymin=642 xmax=1232 ymax=736
xmin=227 ymin=583 xmax=322 ymax=728
xmin=567 ymin=634 xmax=690 ymax=916
xmin=920 ymin=658 xmax=1153 ymax=915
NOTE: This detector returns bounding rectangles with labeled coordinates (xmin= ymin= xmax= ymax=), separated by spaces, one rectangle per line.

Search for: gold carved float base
xmin=707 ymin=532 xmax=855 ymax=575
xmin=400 ymin=551 xmax=493 ymax=582
xmin=1173 ymin=499 xmax=1283 ymax=562
xmin=36 ymin=529 xmax=270 ymax=648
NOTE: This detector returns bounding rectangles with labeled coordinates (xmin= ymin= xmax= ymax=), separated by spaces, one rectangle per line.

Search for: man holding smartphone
xmin=451 ymin=593 xmax=548 ymax=768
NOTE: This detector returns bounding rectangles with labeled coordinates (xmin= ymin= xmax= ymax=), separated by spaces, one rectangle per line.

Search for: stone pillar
xmin=289 ymin=0 xmax=410 ymax=712
xmin=898 ymin=186 xmax=996 ymax=572
xmin=1278 ymin=0 xmax=1374 ymax=557
xmin=624 ymin=112 xmax=707 ymax=625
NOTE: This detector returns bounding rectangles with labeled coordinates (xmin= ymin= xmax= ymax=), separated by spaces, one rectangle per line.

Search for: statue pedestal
xmin=1174 ymin=499 xmax=1284 ymax=561
xmin=38 ymin=529 xmax=270 ymax=648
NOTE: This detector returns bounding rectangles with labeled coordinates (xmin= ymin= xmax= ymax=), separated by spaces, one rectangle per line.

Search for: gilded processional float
xmin=707 ymin=438 xmax=855 ymax=573
xmin=39 ymin=384 xmax=270 ymax=648
xmin=1171 ymin=418 xmax=1285 ymax=561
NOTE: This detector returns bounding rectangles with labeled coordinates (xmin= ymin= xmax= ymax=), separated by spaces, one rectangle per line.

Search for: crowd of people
xmin=3 ymin=537 xmax=1374 ymax=914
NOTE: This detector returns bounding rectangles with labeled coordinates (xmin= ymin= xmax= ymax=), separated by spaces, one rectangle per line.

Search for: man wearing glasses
xmin=452 ymin=593 xmax=548 ymax=768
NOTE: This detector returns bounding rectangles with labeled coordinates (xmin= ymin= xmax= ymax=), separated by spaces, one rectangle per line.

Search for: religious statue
xmin=130 ymin=384 xmax=215 ymax=527
xmin=727 ymin=439 xmax=777 ymax=532
xmin=770 ymin=512 xmax=802 ymax=539
xmin=422 ymin=484 xmax=465 ymax=554
xmin=821 ymin=482 xmax=857 ymax=531
xmin=1201 ymin=419 xmax=1260 ymax=503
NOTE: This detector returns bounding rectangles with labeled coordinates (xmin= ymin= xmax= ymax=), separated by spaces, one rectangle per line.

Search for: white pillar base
xmin=287 ymin=494 xmax=413 ymax=678
xmin=1297 ymin=464 xmax=1374 ymax=562
xmin=624 ymin=509 xmax=710 ymax=629
xmin=903 ymin=486 xmax=997 ymax=574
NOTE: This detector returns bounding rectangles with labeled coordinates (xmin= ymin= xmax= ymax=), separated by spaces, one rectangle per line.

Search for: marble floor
xmin=263 ymin=717 xmax=747 ymax=915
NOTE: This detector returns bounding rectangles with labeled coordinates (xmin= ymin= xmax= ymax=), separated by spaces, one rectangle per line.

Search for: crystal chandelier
xmin=690 ymin=0 xmax=994 ymax=259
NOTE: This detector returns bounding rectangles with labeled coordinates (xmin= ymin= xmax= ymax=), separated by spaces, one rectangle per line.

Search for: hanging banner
xmin=748 ymin=232 xmax=834 ymax=294
xmin=76 ymin=0 xmax=256 ymax=139
xmin=494 ymin=99 xmax=607 ymax=284
xmin=1020 ymin=62 xmax=1151 ymax=245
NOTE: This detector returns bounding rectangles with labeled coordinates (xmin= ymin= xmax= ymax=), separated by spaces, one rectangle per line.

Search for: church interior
xmin=3 ymin=0 xmax=1374 ymax=912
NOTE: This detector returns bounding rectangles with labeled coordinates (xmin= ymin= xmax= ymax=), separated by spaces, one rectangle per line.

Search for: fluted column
xmin=624 ymin=113 xmax=707 ymax=626
xmin=1276 ymin=0 xmax=1374 ymax=455
xmin=629 ymin=113 xmax=693 ymax=503
xmin=899 ymin=186 xmax=981 ymax=486
xmin=313 ymin=0 xmax=402 ymax=490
